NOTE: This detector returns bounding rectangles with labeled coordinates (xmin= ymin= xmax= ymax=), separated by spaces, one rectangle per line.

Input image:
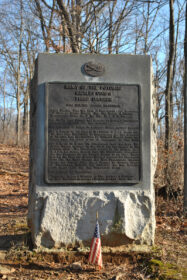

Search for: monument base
xmin=28 ymin=189 xmax=155 ymax=248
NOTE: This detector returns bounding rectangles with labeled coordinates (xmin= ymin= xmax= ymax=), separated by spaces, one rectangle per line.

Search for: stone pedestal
xmin=28 ymin=54 xmax=157 ymax=248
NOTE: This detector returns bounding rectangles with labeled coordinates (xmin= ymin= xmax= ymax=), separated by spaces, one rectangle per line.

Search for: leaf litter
xmin=0 ymin=144 xmax=186 ymax=279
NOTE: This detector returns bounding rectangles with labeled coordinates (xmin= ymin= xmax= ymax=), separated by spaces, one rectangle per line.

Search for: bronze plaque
xmin=83 ymin=62 xmax=105 ymax=77
xmin=45 ymin=82 xmax=140 ymax=184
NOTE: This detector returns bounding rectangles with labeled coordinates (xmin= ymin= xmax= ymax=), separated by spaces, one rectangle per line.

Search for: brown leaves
xmin=0 ymin=144 xmax=28 ymax=218
xmin=154 ymin=135 xmax=184 ymax=199
xmin=0 ymin=143 xmax=186 ymax=279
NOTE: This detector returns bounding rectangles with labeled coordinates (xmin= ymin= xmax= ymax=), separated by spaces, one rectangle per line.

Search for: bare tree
xmin=164 ymin=0 xmax=175 ymax=189
xmin=0 ymin=0 xmax=39 ymax=145
xmin=0 ymin=67 xmax=7 ymax=141
xmin=184 ymin=1 xmax=187 ymax=213
xmin=107 ymin=0 xmax=134 ymax=54
xmin=31 ymin=0 xmax=109 ymax=53
xmin=16 ymin=0 xmax=24 ymax=145
xmin=0 ymin=0 xmax=186 ymax=154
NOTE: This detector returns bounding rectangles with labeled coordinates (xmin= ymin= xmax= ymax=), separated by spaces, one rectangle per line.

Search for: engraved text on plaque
xmin=45 ymin=83 xmax=140 ymax=184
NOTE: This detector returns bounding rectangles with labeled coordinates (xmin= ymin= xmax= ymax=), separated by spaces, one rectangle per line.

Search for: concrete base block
xmin=29 ymin=189 xmax=155 ymax=248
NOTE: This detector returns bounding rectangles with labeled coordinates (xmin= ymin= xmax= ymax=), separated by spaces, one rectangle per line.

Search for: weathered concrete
xmin=32 ymin=190 xmax=155 ymax=248
xmin=28 ymin=54 xmax=157 ymax=248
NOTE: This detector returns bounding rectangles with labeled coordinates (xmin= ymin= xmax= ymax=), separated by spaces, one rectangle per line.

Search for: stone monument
xmin=28 ymin=54 xmax=157 ymax=248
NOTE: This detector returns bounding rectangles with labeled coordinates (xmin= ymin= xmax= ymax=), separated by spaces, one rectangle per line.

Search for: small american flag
xmin=88 ymin=220 xmax=103 ymax=269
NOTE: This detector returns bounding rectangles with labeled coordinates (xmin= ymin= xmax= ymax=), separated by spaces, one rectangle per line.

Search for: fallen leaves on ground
xmin=0 ymin=144 xmax=186 ymax=279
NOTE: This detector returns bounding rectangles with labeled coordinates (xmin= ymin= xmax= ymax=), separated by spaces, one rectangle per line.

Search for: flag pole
xmin=96 ymin=211 xmax=98 ymax=270
xmin=96 ymin=211 xmax=102 ymax=270
xmin=96 ymin=211 xmax=98 ymax=221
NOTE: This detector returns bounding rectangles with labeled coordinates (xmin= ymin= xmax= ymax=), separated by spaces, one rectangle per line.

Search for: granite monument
xmin=28 ymin=54 xmax=157 ymax=248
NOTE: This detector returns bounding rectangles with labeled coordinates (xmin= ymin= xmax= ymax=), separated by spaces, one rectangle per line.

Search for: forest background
xmin=0 ymin=1 xmax=187 ymax=279
xmin=0 ymin=0 xmax=186 ymax=200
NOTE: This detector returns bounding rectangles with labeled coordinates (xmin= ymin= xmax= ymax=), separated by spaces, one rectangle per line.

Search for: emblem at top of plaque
xmin=83 ymin=61 xmax=105 ymax=77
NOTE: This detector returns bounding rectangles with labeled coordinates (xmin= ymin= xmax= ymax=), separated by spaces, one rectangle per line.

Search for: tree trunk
xmin=23 ymin=88 xmax=29 ymax=134
xmin=164 ymin=0 xmax=175 ymax=193
xmin=165 ymin=0 xmax=175 ymax=197
xmin=108 ymin=7 xmax=113 ymax=54
xmin=2 ymin=68 xmax=7 ymax=141
xmin=56 ymin=0 xmax=79 ymax=53
xmin=184 ymin=2 xmax=187 ymax=214
xmin=16 ymin=0 xmax=23 ymax=146
xmin=165 ymin=0 xmax=175 ymax=152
